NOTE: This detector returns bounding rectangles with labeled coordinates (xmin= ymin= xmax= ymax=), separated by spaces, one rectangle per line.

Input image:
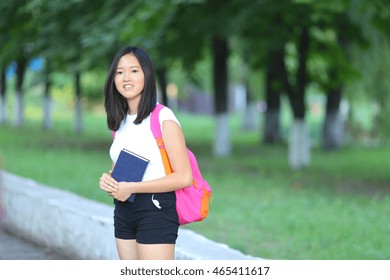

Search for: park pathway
xmin=0 ymin=224 xmax=67 ymax=260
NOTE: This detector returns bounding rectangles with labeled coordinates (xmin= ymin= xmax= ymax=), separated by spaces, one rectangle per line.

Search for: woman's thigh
xmin=137 ymin=243 xmax=175 ymax=260
xmin=115 ymin=238 xmax=138 ymax=260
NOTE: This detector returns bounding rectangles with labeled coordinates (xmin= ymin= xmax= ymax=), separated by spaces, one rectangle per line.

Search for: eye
xmin=131 ymin=69 xmax=138 ymax=73
xmin=116 ymin=70 xmax=123 ymax=75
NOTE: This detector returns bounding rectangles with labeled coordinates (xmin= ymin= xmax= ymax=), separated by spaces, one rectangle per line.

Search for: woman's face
xmin=114 ymin=53 xmax=145 ymax=104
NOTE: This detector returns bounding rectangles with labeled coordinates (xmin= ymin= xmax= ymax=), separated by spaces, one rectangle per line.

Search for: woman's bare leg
xmin=137 ymin=244 xmax=175 ymax=260
xmin=115 ymin=238 xmax=138 ymax=260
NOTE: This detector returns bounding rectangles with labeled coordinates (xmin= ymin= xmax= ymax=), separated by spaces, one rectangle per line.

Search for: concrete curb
xmin=0 ymin=170 xmax=258 ymax=260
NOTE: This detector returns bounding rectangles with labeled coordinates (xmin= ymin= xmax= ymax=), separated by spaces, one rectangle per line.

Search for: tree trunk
xmin=0 ymin=67 xmax=6 ymax=124
xmin=43 ymin=60 xmax=52 ymax=130
xmin=288 ymin=120 xmax=310 ymax=169
xmin=283 ymin=27 xmax=311 ymax=169
xmin=74 ymin=70 xmax=83 ymax=133
xmin=212 ymin=35 xmax=231 ymax=156
xmin=156 ymin=67 xmax=168 ymax=106
xmin=264 ymin=110 xmax=281 ymax=143
xmin=13 ymin=59 xmax=27 ymax=127
xmin=242 ymin=84 xmax=258 ymax=131
xmin=213 ymin=113 xmax=231 ymax=156
xmin=322 ymin=87 xmax=343 ymax=150
xmin=264 ymin=49 xmax=283 ymax=143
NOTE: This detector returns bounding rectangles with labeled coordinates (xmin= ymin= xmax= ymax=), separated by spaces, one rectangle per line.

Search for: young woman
xmin=99 ymin=46 xmax=192 ymax=260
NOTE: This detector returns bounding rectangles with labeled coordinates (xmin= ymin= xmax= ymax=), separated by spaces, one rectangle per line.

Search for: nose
xmin=123 ymin=70 xmax=131 ymax=81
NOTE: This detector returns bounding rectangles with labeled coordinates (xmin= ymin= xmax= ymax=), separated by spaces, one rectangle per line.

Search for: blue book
xmin=111 ymin=149 xmax=150 ymax=202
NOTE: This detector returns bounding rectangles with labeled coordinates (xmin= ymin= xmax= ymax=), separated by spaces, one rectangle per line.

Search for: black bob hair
xmin=103 ymin=46 xmax=157 ymax=131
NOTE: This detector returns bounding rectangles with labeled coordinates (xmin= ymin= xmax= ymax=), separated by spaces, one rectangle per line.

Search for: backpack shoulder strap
xmin=150 ymin=103 xmax=173 ymax=174
xmin=150 ymin=103 xmax=165 ymax=140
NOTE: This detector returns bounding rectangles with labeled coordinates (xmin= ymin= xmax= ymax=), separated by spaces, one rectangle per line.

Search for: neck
xmin=127 ymin=99 xmax=140 ymax=115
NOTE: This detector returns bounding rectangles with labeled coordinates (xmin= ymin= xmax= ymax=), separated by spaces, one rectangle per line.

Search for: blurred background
xmin=0 ymin=0 xmax=389 ymax=259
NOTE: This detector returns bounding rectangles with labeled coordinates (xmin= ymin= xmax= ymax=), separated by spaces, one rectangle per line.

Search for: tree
xmin=0 ymin=1 xmax=14 ymax=125
xmin=357 ymin=0 xmax=390 ymax=143
xmin=14 ymin=58 xmax=27 ymax=127
xmin=237 ymin=0 xmax=312 ymax=168
xmin=315 ymin=25 xmax=362 ymax=150
xmin=0 ymin=67 xmax=6 ymax=124
xmin=211 ymin=34 xmax=231 ymax=156
xmin=27 ymin=0 xmax=134 ymax=132
xmin=34 ymin=0 xmax=91 ymax=133
xmin=235 ymin=0 xmax=290 ymax=145
xmin=237 ymin=0 xmax=368 ymax=166
xmin=42 ymin=59 xmax=52 ymax=129
xmin=280 ymin=0 xmax=364 ymax=164
xmin=0 ymin=0 xmax=38 ymax=127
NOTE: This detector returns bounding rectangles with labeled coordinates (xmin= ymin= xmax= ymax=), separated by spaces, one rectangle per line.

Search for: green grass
xmin=1 ymin=106 xmax=389 ymax=260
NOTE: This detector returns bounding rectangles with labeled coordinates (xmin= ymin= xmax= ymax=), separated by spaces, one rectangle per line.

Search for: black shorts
xmin=113 ymin=192 xmax=179 ymax=244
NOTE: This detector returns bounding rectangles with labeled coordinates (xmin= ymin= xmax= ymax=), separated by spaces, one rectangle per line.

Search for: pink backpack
xmin=150 ymin=104 xmax=212 ymax=225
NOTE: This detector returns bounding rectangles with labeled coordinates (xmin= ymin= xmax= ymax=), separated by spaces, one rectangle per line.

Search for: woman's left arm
xmin=113 ymin=120 xmax=192 ymax=202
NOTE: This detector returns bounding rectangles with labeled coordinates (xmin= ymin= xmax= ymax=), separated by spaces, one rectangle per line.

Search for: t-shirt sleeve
xmin=159 ymin=107 xmax=181 ymax=131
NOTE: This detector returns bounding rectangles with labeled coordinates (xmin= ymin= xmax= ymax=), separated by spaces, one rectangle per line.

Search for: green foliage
xmin=81 ymin=70 xmax=106 ymax=103
xmin=1 ymin=0 xmax=390 ymax=136
xmin=48 ymin=72 xmax=74 ymax=105
xmin=345 ymin=0 xmax=390 ymax=143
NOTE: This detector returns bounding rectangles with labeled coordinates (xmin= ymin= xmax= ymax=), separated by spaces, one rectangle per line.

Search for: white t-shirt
xmin=109 ymin=106 xmax=180 ymax=182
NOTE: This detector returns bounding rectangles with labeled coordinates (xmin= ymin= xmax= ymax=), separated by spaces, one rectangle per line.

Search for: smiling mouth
xmin=124 ymin=84 xmax=133 ymax=88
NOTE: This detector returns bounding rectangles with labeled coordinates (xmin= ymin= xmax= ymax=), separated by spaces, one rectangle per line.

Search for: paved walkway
xmin=0 ymin=225 xmax=67 ymax=260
